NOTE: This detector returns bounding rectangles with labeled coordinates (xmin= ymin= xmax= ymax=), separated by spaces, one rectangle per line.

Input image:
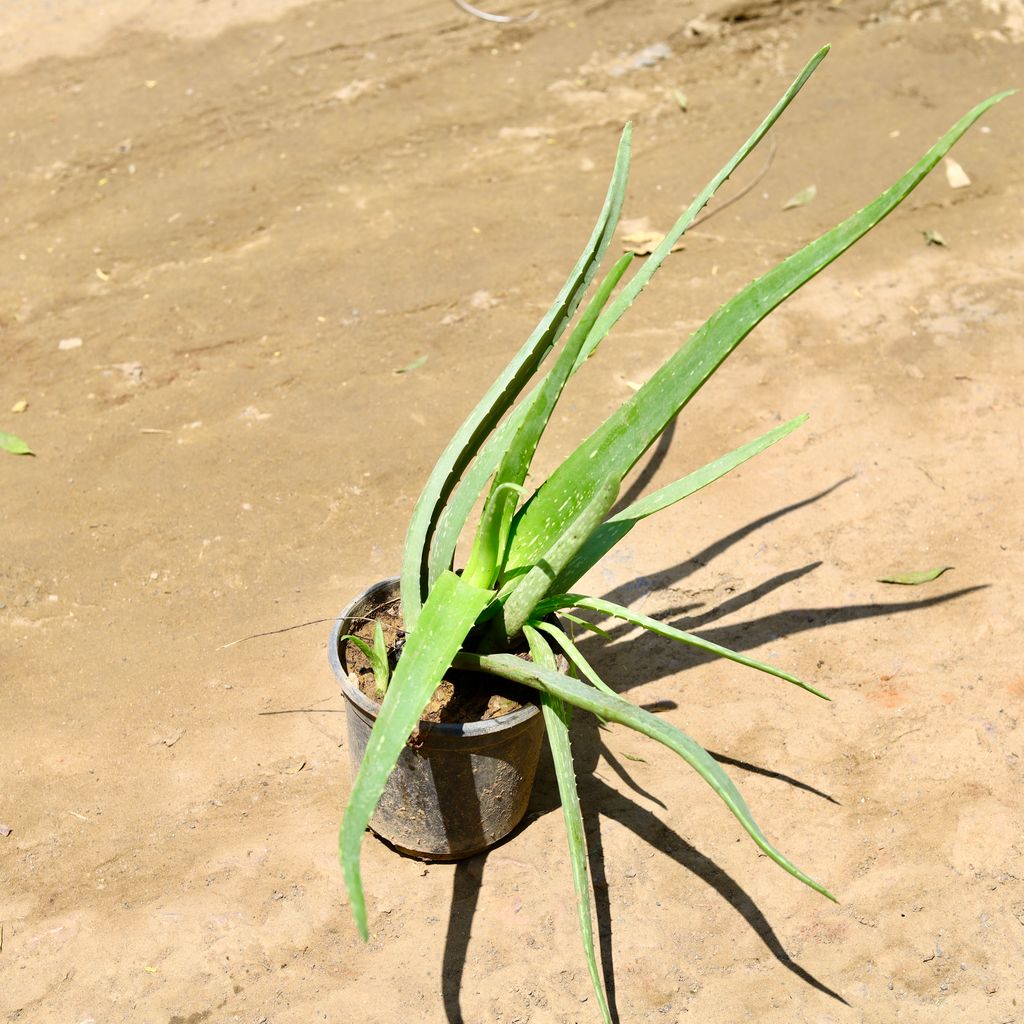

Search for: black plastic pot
xmin=330 ymin=577 xmax=547 ymax=860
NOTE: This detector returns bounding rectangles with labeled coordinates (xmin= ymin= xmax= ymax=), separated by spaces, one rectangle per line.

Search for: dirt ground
xmin=2 ymin=0 xmax=1023 ymax=1021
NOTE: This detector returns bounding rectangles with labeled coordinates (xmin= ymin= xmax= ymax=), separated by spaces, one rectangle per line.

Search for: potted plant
xmin=332 ymin=46 xmax=1010 ymax=1021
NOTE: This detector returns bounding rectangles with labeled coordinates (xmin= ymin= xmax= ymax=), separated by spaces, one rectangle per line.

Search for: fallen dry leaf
xmin=621 ymin=230 xmax=685 ymax=257
xmin=783 ymin=184 xmax=817 ymax=210
xmin=877 ymin=565 xmax=954 ymax=585
xmin=394 ymin=355 xmax=428 ymax=375
xmin=944 ymin=157 xmax=971 ymax=189
xmin=1 ymin=429 xmax=33 ymax=455
xmin=334 ymin=79 xmax=373 ymax=103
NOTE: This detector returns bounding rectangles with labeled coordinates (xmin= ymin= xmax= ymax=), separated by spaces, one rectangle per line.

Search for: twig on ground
xmin=258 ymin=697 xmax=339 ymax=716
xmin=452 ymin=0 xmax=537 ymax=24
xmin=217 ymin=617 xmax=336 ymax=650
xmin=691 ymin=138 xmax=777 ymax=228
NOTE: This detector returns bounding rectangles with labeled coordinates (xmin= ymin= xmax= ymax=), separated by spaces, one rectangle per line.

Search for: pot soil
xmin=329 ymin=577 xmax=550 ymax=861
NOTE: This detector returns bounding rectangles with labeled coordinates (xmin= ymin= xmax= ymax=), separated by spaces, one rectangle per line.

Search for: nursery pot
xmin=330 ymin=577 xmax=548 ymax=860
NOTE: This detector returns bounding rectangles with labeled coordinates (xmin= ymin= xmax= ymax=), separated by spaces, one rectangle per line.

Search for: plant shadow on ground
xmin=439 ymin=475 xmax=986 ymax=1024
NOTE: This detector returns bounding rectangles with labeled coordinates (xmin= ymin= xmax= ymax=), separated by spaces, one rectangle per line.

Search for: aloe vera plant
xmin=339 ymin=46 xmax=1011 ymax=1019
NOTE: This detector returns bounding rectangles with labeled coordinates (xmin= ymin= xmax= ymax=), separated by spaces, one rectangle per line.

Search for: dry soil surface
xmin=2 ymin=1 xmax=1024 ymax=1022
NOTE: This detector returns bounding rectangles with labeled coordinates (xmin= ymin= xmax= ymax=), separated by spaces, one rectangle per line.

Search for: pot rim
xmin=329 ymin=576 xmax=542 ymax=737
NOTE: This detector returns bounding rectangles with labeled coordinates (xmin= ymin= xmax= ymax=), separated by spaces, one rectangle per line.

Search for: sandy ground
xmin=2 ymin=0 xmax=1024 ymax=1021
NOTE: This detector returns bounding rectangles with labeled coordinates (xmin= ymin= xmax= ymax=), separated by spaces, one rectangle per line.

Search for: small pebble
xmin=58 ymin=337 xmax=83 ymax=351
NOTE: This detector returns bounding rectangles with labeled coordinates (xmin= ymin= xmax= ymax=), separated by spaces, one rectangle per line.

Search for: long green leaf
xmin=505 ymin=90 xmax=1013 ymax=578
xmin=429 ymin=46 xmax=832 ymax=597
xmin=467 ymin=254 xmax=636 ymax=583
xmin=372 ymin=620 xmax=390 ymax=696
xmin=462 ymin=483 xmax=526 ymax=588
xmin=461 ymin=256 xmax=634 ymax=590
xmin=492 ymin=477 xmax=619 ymax=644
xmin=427 ymin=47 xmax=828 ymax=596
xmin=554 ymin=414 xmax=807 ymax=592
xmin=428 ymin=401 xmax=532 ymax=584
xmin=428 ymin=254 xmax=635 ymax=593
xmin=529 ymin=620 xmax=618 ymax=700
xmin=494 ymin=253 xmax=636 ymax=499
xmin=523 ymin=625 xmax=611 ymax=1024
xmin=400 ymin=125 xmax=632 ymax=629
xmin=559 ymin=612 xmax=612 ymax=640
xmin=455 ymin=650 xmax=834 ymax=902
xmin=339 ymin=571 xmax=493 ymax=939
xmin=536 ymin=593 xmax=827 ymax=700
xmin=576 ymin=45 xmax=830 ymax=369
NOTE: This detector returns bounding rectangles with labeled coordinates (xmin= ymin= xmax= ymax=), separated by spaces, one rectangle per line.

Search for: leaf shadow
xmin=581 ymin=579 xmax=987 ymax=692
xmin=598 ymin=475 xmax=854 ymax=609
xmin=441 ymin=478 xmax=986 ymax=1021
xmin=580 ymin=777 xmax=850 ymax=1006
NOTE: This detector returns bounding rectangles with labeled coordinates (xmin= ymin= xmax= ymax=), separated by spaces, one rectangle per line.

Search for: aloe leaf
xmin=467 ymin=253 xmax=637 ymax=584
xmin=372 ymin=620 xmax=390 ymax=697
xmin=460 ymin=255 xmax=634 ymax=590
xmin=560 ymin=612 xmax=612 ymax=640
xmin=462 ymin=483 xmax=527 ymax=588
xmin=427 ymin=398 xmax=531 ymax=587
xmin=505 ymin=89 xmax=1013 ymax=578
xmin=344 ymin=626 xmax=391 ymax=700
xmin=612 ymin=414 xmax=807 ymax=523
xmin=523 ymin=624 xmax=612 ymax=1024
xmin=554 ymin=414 xmax=807 ymax=592
xmin=491 ymin=477 xmax=619 ymax=644
xmin=339 ymin=571 xmax=493 ymax=939
xmin=400 ymin=125 xmax=632 ymax=629
xmin=529 ymin=620 xmax=618 ymax=700
xmin=426 ymin=41 xmax=826 ymax=595
xmin=494 ymin=253 xmax=635 ymax=500
xmin=340 ymin=634 xmax=375 ymax=661
xmin=574 ymin=46 xmax=830 ymax=369
xmin=536 ymin=594 xmax=828 ymax=700
xmin=456 ymin=650 xmax=835 ymax=902
xmin=429 ymin=253 xmax=634 ymax=592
